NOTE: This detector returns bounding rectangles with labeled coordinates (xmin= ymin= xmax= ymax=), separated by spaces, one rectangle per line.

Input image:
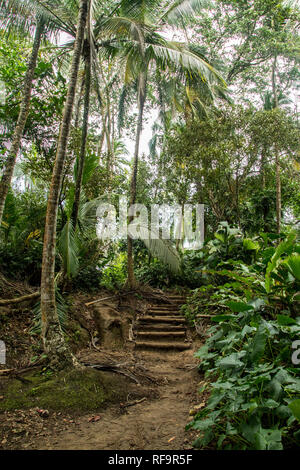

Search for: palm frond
xmin=0 ymin=0 xmax=75 ymax=39
xmin=128 ymin=222 xmax=181 ymax=273
xmin=160 ymin=0 xmax=213 ymax=23
xmin=31 ymin=288 xmax=67 ymax=334
xmin=74 ymin=150 xmax=99 ymax=186
xmin=58 ymin=218 xmax=79 ymax=278
xmin=147 ymin=41 xmax=225 ymax=85
xmin=120 ymin=0 xmax=161 ymax=21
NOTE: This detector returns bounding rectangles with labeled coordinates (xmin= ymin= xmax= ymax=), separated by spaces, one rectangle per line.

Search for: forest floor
xmin=0 ymin=347 xmax=202 ymax=450
xmin=0 ymin=282 xmax=204 ymax=450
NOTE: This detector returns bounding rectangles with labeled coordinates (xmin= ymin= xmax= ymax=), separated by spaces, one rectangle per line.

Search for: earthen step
xmin=165 ymin=296 xmax=186 ymax=300
xmin=149 ymin=305 xmax=180 ymax=309
xmin=136 ymin=331 xmax=186 ymax=339
xmin=135 ymin=341 xmax=191 ymax=351
xmin=137 ymin=325 xmax=186 ymax=332
xmin=140 ymin=316 xmax=186 ymax=324
xmin=148 ymin=310 xmax=182 ymax=316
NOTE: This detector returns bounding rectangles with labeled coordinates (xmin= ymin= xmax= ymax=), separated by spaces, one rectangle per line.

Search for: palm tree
xmin=71 ymin=31 xmax=92 ymax=230
xmin=99 ymin=0 xmax=226 ymax=287
xmin=40 ymin=0 xmax=89 ymax=367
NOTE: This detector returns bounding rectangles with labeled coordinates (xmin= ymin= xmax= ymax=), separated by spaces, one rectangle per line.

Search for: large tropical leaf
xmin=285 ymin=254 xmax=300 ymax=281
xmin=128 ymin=222 xmax=181 ymax=273
xmin=265 ymin=233 xmax=297 ymax=293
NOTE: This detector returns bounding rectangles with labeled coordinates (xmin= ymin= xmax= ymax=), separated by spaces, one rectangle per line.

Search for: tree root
xmin=0 ymin=291 xmax=40 ymax=306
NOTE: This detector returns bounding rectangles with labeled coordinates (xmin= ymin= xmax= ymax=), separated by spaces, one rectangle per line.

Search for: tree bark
xmin=0 ymin=19 xmax=44 ymax=227
xmin=275 ymin=146 xmax=281 ymax=234
xmin=72 ymin=40 xmax=91 ymax=230
xmin=272 ymin=54 xmax=281 ymax=234
xmin=127 ymin=72 xmax=147 ymax=288
xmin=40 ymin=0 xmax=88 ymax=368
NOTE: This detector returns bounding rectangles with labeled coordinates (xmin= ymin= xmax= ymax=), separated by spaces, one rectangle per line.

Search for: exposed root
xmin=0 ymin=291 xmax=40 ymax=307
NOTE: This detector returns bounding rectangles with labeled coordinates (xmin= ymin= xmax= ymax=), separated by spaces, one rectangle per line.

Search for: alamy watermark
xmin=292 ymin=340 xmax=300 ymax=365
xmin=0 ymin=340 xmax=6 ymax=365
xmin=0 ymin=80 xmax=6 ymax=106
xmin=96 ymin=197 xmax=205 ymax=249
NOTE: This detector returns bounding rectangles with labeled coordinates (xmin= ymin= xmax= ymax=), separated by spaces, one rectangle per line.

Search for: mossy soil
xmin=0 ymin=368 xmax=129 ymax=412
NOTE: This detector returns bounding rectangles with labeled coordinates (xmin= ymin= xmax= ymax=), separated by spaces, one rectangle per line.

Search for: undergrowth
xmin=183 ymin=225 xmax=300 ymax=450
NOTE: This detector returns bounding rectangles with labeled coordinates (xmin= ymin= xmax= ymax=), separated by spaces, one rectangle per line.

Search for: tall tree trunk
xmin=275 ymin=146 xmax=281 ymax=234
xmin=260 ymin=147 xmax=266 ymax=190
xmin=272 ymin=54 xmax=279 ymax=109
xmin=127 ymin=73 xmax=146 ymax=288
xmin=272 ymin=54 xmax=281 ymax=233
xmin=0 ymin=19 xmax=44 ymax=227
xmin=40 ymin=0 xmax=88 ymax=368
xmin=72 ymin=40 xmax=91 ymax=230
xmin=260 ymin=148 xmax=269 ymax=231
xmin=235 ymin=172 xmax=240 ymax=227
xmin=73 ymin=75 xmax=85 ymax=128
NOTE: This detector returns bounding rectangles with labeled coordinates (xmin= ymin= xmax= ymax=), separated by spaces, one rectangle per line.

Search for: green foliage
xmin=136 ymin=258 xmax=181 ymax=288
xmin=72 ymin=266 xmax=102 ymax=292
xmin=184 ymin=227 xmax=300 ymax=449
xmin=188 ymin=310 xmax=300 ymax=449
xmin=0 ymin=188 xmax=46 ymax=283
xmin=100 ymin=252 xmax=127 ymax=291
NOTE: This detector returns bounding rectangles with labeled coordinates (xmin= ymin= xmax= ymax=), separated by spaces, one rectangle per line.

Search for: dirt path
xmin=30 ymin=348 xmax=200 ymax=450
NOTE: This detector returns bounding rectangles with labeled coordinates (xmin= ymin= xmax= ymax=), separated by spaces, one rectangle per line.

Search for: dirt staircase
xmin=134 ymin=295 xmax=191 ymax=351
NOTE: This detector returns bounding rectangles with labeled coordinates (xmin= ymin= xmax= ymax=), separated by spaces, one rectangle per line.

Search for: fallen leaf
xmin=37 ymin=409 xmax=49 ymax=418
xmin=168 ymin=436 xmax=176 ymax=443
xmin=88 ymin=415 xmax=101 ymax=423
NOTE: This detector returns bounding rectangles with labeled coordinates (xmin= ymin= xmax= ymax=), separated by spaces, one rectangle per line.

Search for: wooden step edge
xmin=140 ymin=316 xmax=186 ymax=323
xmin=136 ymin=331 xmax=186 ymax=338
xmin=147 ymin=311 xmax=182 ymax=316
xmin=135 ymin=341 xmax=191 ymax=350
xmin=136 ymin=325 xmax=186 ymax=332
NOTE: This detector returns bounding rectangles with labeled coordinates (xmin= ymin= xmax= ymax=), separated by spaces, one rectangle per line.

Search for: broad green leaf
xmin=226 ymin=300 xmax=254 ymax=312
xmin=211 ymin=314 xmax=235 ymax=322
xmin=243 ymin=238 xmax=260 ymax=251
xmin=277 ymin=315 xmax=297 ymax=326
xmin=248 ymin=325 xmax=267 ymax=363
xmin=265 ymin=233 xmax=296 ymax=293
xmin=285 ymin=254 xmax=300 ymax=281
xmin=218 ymin=353 xmax=244 ymax=369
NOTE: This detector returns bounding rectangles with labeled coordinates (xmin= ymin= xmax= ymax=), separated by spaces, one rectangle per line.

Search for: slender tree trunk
xmin=272 ymin=55 xmax=279 ymax=109
xmin=73 ymin=75 xmax=85 ymax=128
xmin=127 ymin=73 xmax=146 ymax=288
xmin=275 ymin=146 xmax=281 ymax=234
xmin=176 ymin=202 xmax=185 ymax=251
xmin=236 ymin=172 xmax=240 ymax=227
xmin=97 ymin=129 xmax=105 ymax=157
xmin=0 ymin=19 xmax=44 ymax=227
xmin=40 ymin=0 xmax=88 ymax=368
xmin=272 ymin=54 xmax=281 ymax=234
xmin=260 ymin=148 xmax=270 ymax=231
xmin=260 ymin=149 xmax=266 ymax=190
xmin=72 ymin=41 xmax=91 ymax=230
